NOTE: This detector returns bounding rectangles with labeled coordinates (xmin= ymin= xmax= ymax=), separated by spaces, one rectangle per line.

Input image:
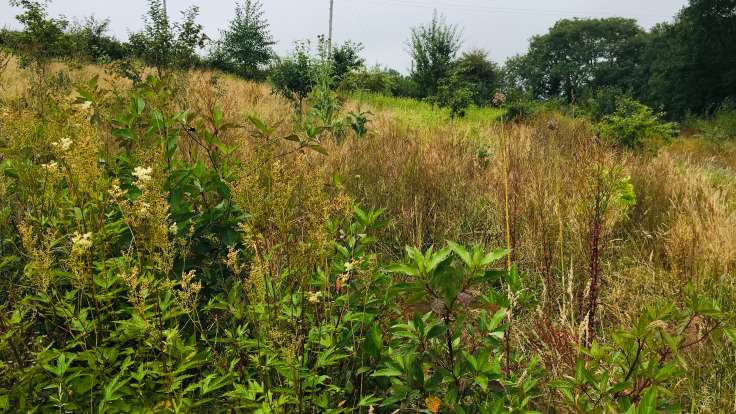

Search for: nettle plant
xmin=377 ymin=243 xmax=542 ymax=413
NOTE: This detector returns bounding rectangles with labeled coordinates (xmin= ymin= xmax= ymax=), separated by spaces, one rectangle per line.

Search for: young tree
xmin=330 ymin=40 xmax=364 ymax=85
xmin=269 ymin=42 xmax=315 ymax=112
xmin=67 ymin=16 xmax=126 ymax=62
xmin=436 ymin=73 xmax=473 ymax=118
xmin=127 ymin=0 xmax=207 ymax=72
xmin=408 ymin=11 xmax=462 ymax=98
xmin=212 ymin=0 xmax=275 ymax=79
xmin=9 ymin=0 xmax=68 ymax=69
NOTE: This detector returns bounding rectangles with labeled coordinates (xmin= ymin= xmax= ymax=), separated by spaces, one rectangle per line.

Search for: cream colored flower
xmin=344 ymin=260 xmax=355 ymax=272
xmin=53 ymin=137 xmax=73 ymax=152
xmin=307 ymin=291 xmax=322 ymax=304
xmin=178 ymin=269 xmax=202 ymax=312
xmin=132 ymin=166 xmax=153 ymax=185
xmin=336 ymin=274 xmax=349 ymax=291
xmin=71 ymin=231 xmax=93 ymax=253
xmin=42 ymin=161 xmax=59 ymax=173
xmin=169 ymin=222 xmax=178 ymax=235
xmin=108 ymin=179 xmax=126 ymax=199
xmin=137 ymin=201 xmax=151 ymax=216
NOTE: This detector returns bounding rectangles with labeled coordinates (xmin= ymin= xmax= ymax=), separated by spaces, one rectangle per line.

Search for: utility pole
xmin=163 ymin=0 xmax=168 ymax=21
xmin=328 ymin=0 xmax=334 ymax=56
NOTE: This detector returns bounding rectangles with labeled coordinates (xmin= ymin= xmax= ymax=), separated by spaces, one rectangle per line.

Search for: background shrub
xmin=596 ymin=97 xmax=678 ymax=150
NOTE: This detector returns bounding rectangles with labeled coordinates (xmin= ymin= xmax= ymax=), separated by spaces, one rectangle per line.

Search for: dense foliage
xmin=209 ymin=0 xmax=275 ymax=79
xmin=505 ymin=0 xmax=736 ymax=119
xmin=640 ymin=0 xmax=736 ymax=117
xmin=127 ymin=0 xmax=207 ymax=72
xmin=455 ymin=50 xmax=501 ymax=107
xmin=408 ymin=12 xmax=462 ymax=100
xmin=1 ymin=45 xmax=735 ymax=411
xmin=1 ymin=0 xmax=736 ymax=412
xmin=505 ymin=18 xmax=646 ymax=104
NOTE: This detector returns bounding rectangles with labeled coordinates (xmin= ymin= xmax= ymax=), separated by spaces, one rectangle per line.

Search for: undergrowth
xmin=0 ymin=59 xmax=735 ymax=413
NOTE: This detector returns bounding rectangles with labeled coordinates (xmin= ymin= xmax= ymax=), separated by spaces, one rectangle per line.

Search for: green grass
xmin=683 ymin=105 xmax=736 ymax=141
xmin=349 ymin=91 xmax=504 ymax=129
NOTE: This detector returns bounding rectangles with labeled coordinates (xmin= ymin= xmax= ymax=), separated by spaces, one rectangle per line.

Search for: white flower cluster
xmin=132 ymin=166 xmax=153 ymax=187
xmin=42 ymin=161 xmax=59 ymax=173
xmin=108 ymin=179 xmax=126 ymax=199
xmin=307 ymin=291 xmax=323 ymax=304
xmin=344 ymin=260 xmax=355 ymax=272
xmin=136 ymin=201 xmax=151 ymax=216
xmin=53 ymin=137 xmax=73 ymax=152
xmin=71 ymin=231 xmax=93 ymax=253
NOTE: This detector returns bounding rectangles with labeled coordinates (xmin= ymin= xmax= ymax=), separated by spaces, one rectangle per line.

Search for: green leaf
xmin=724 ymin=328 xmax=736 ymax=344
xmin=213 ymin=107 xmax=224 ymax=129
xmin=358 ymin=394 xmax=382 ymax=407
xmin=112 ymin=128 xmax=136 ymax=141
xmin=426 ymin=247 xmax=451 ymax=273
xmin=372 ymin=367 xmax=403 ymax=378
xmin=44 ymin=353 xmax=76 ymax=377
xmin=308 ymin=144 xmax=328 ymax=155
xmin=248 ymin=115 xmax=274 ymax=135
xmin=386 ymin=263 xmax=419 ymax=277
xmin=365 ymin=324 xmax=383 ymax=359
xmin=475 ymin=375 xmax=488 ymax=391
xmin=199 ymin=373 xmax=230 ymax=395
xmin=448 ymin=241 xmax=472 ymax=268
xmin=476 ymin=269 xmax=506 ymax=284
xmin=427 ymin=324 xmax=447 ymax=340
xmin=638 ymin=387 xmax=658 ymax=413
xmin=481 ymin=248 xmax=511 ymax=266
xmin=135 ymin=96 xmax=145 ymax=115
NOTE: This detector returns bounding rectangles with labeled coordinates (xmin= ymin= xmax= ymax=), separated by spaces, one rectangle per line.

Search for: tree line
xmin=2 ymin=0 xmax=734 ymax=119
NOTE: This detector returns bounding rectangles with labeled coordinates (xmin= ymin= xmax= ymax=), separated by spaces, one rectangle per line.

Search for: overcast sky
xmin=1 ymin=0 xmax=688 ymax=71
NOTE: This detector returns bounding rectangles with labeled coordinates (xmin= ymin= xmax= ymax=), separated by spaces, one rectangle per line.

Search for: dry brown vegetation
xmin=2 ymin=58 xmax=735 ymax=411
xmin=157 ymin=64 xmax=730 ymax=411
xmin=203 ymin=67 xmax=736 ymax=410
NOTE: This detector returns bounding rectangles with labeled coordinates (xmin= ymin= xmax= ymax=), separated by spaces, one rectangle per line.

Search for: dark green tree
xmin=455 ymin=49 xmax=500 ymax=106
xmin=211 ymin=0 xmax=275 ymax=79
xmin=507 ymin=18 xmax=647 ymax=103
xmin=408 ymin=11 xmax=462 ymax=98
xmin=67 ymin=16 xmax=126 ymax=62
xmin=640 ymin=0 xmax=736 ymax=117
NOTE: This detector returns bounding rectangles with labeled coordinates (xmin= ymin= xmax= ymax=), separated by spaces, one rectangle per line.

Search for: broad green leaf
xmin=481 ymin=248 xmax=511 ymax=266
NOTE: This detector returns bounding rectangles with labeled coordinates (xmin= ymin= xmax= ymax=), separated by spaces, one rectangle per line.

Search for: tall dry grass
xmin=2 ymin=61 xmax=734 ymax=411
